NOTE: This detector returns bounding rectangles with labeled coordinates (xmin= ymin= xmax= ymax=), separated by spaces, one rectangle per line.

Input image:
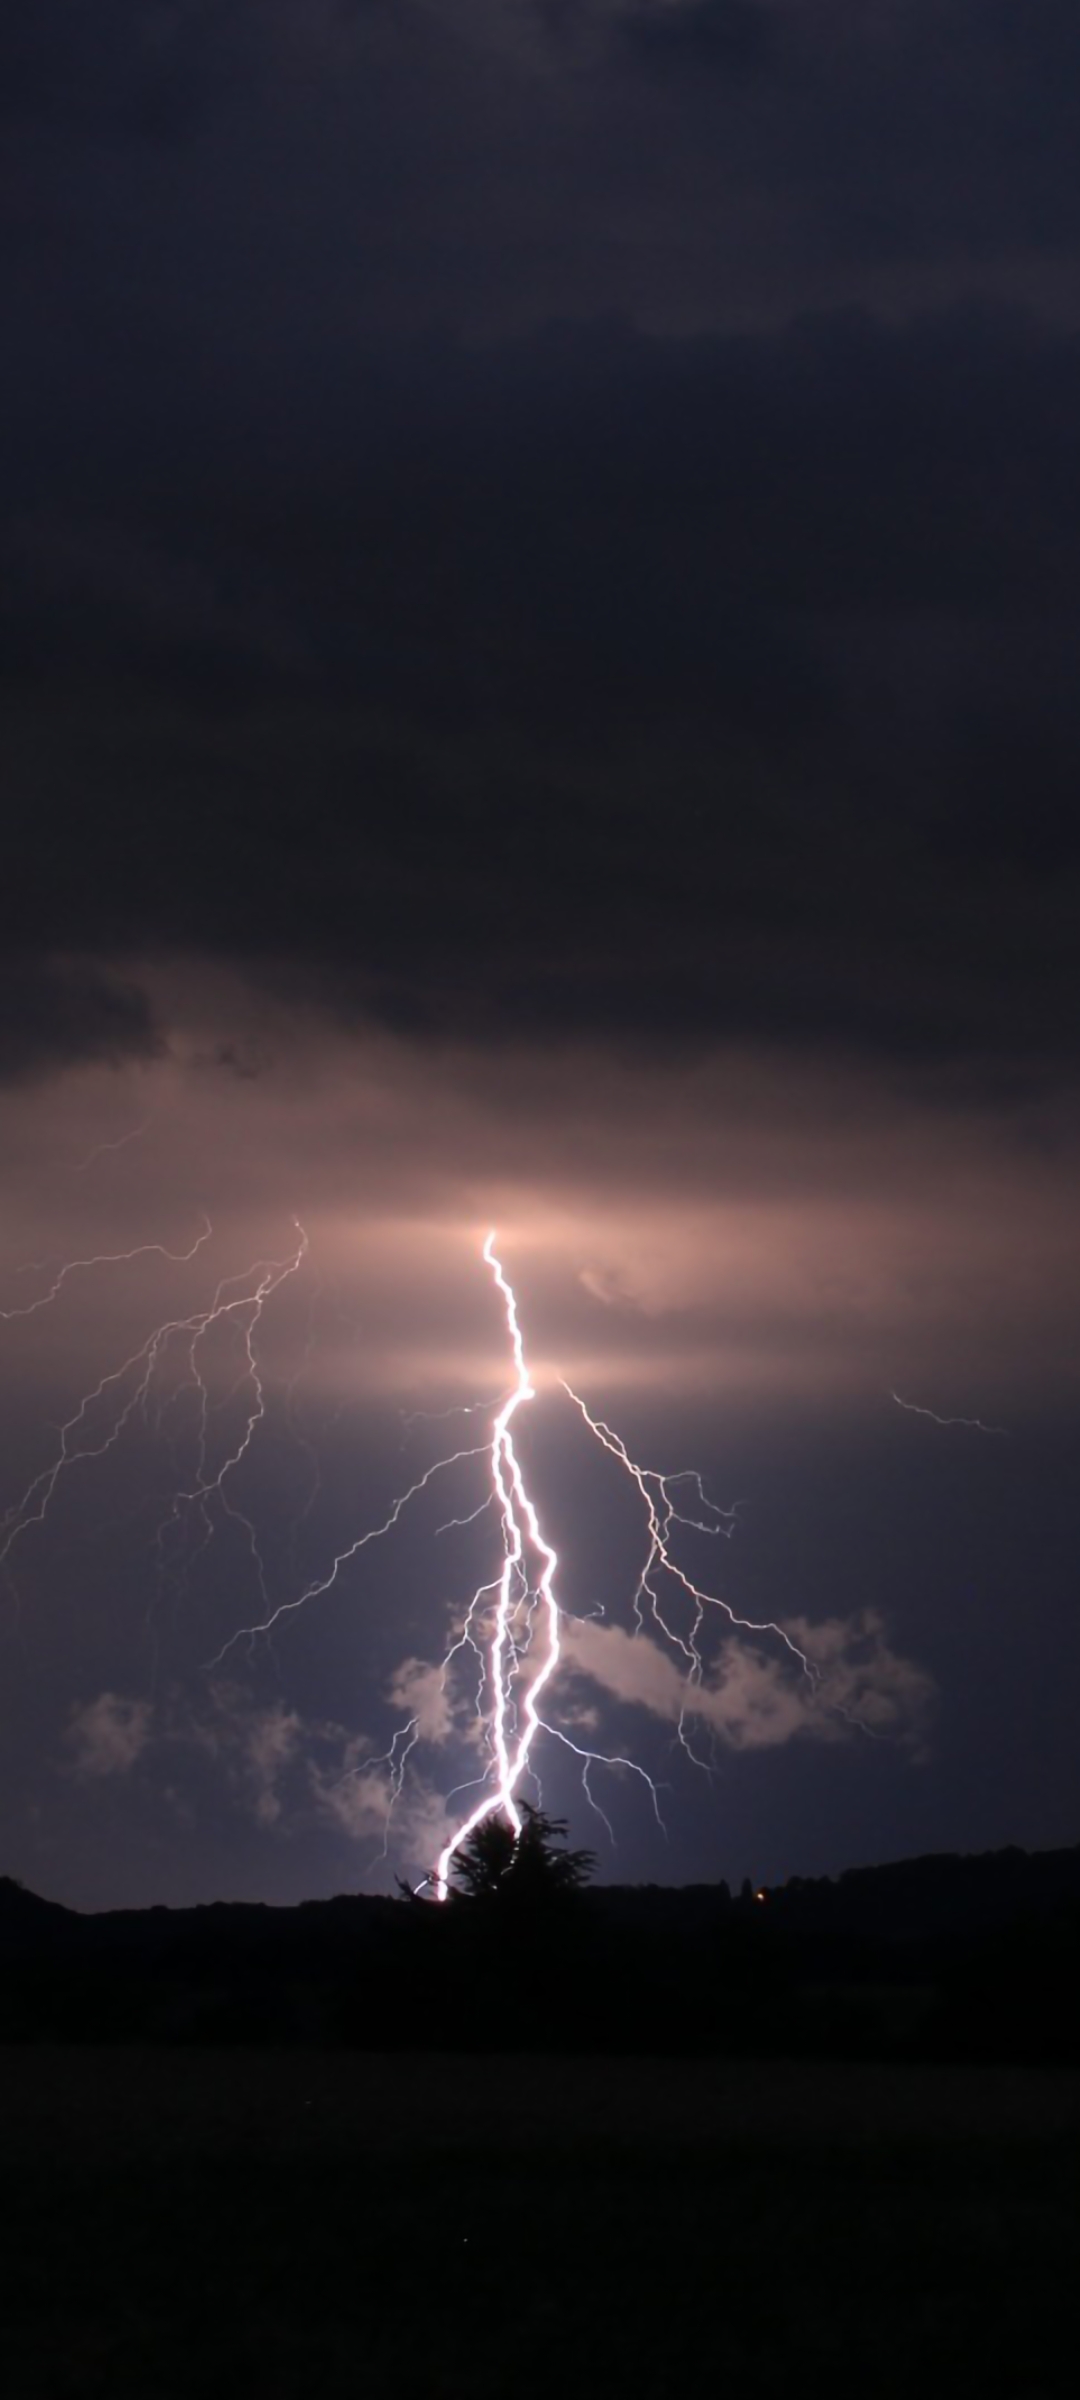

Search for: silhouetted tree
xmin=449 ymin=1804 xmax=595 ymax=1903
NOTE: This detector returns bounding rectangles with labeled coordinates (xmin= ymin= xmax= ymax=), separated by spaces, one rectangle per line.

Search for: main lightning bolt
xmin=6 ymin=1212 xmax=852 ymax=1886
xmin=428 ymin=1240 xmax=820 ymax=1892
xmin=432 ymin=1234 xmax=562 ymax=1898
xmin=214 ymin=1229 xmax=829 ymax=1891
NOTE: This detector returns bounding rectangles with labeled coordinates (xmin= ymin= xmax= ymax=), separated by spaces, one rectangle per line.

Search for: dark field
xmin=3 ymin=2048 xmax=1079 ymax=2398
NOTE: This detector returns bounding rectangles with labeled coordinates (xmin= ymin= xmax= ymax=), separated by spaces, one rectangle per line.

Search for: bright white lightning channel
xmin=431 ymin=1234 xmax=562 ymax=1898
xmin=215 ymin=1228 xmax=825 ymax=1893
xmin=4 ymin=1212 xmax=834 ymax=1886
xmin=428 ymin=1237 xmax=829 ymax=1892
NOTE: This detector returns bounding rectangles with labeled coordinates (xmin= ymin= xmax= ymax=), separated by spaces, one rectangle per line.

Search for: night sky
xmin=3 ymin=2 xmax=1079 ymax=1912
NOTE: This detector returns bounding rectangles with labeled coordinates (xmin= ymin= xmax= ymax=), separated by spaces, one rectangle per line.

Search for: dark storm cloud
xmin=617 ymin=0 xmax=774 ymax=74
xmin=5 ymin=305 xmax=1080 ymax=1072
xmin=0 ymin=1 xmax=243 ymax=141
xmin=3 ymin=2 xmax=1080 ymax=1080
xmin=7 ymin=4 xmax=1080 ymax=359
xmin=610 ymin=2 xmax=1080 ymax=260
xmin=0 ymin=962 xmax=162 ymax=1085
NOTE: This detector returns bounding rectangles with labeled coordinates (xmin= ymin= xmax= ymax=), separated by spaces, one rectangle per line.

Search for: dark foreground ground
xmin=3 ymin=2048 xmax=1079 ymax=2399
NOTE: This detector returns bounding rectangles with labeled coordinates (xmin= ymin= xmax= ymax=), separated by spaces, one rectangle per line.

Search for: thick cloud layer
xmin=3 ymin=4 xmax=1080 ymax=1077
xmin=7 ymin=307 xmax=1080 ymax=1073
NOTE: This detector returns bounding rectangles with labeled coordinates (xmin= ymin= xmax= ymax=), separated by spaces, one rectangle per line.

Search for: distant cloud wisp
xmin=65 ymin=1691 xmax=154 ymax=1780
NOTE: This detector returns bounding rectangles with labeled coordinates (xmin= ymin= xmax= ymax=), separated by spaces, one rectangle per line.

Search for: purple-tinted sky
xmin=2 ymin=4 xmax=1079 ymax=1909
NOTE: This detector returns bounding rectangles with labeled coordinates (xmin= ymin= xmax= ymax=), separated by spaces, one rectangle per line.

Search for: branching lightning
xmin=561 ymin=1384 xmax=814 ymax=1769
xmin=0 ymin=1220 xmax=307 ymax=1589
xmin=151 ymin=1225 xmax=310 ymax=1613
xmin=233 ymin=1233 xmax=824 ymax=1895
xmin=5 ymin=1213 xmax=855 ymax=1892
xmin=206 ymin=1439 xmax=492 ymax=1667
xmin=0 ymin=1214 xmax=212 ymax=1325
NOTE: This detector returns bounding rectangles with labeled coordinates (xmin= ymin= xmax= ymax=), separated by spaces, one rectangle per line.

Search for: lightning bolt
xmin=425 ymin=1242 xmax=817 ymax=1892
xmin=212 ymin=1229 xmax=832 ymax=1892
xmin=69 ymin=1115 xmax=155 ymax=1174
xmin=428 ymin=1243 xmax=848 ymax=1884
xmin=6 ymin=1211 xmax=861 ymax=1888
xmin=206 ymin=1436 xmax=493 ymax=1667
xmin=561 ymin=1384 xmax=816 ymax=1768
xmin=432 ymin=1233 xmax=563 ymax=1898
xmin=891 ymin=1390 xmax=1009 ymax=1436
xmin=0 ymin=1213 xmax=212 ymax=1325
xmin=0 ymin=1222 xmax=307 ymax=1596
xmin=151 ymin=1224 xmax=309 ymax=1613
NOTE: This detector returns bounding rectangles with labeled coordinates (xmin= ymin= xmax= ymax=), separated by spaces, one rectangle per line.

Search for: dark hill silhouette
xmin=761 ymin=1842 xmax=1080 ymax=1940
xmin=0 ymin=1875 xmax=80 ymax=1957
xmin=3 ymin=1843 xmax=1078 ymax=2060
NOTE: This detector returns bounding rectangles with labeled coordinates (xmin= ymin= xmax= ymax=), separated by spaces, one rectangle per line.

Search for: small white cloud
xmin=66 ymin=1691 xmax=153 ymax=1780
xmin=240 ymin=1700 xmax=305 ymax=1827
xmin=386 ymin=1656 xmax=456 ymax=1747
xmin=385 ymin=1647 xmax=489 ymax=1754
xmin=561 ymin=1608 xmax=935 ymax=1754
xmin=308 ymin=1750 xmax=456 ymax=1882
xmin=309 ymin=1757 xmax=394 ymax=1844
xmin=180 ymin=1682 xmax=311 ymax=1827
xmin=578 ymin=1261 xmax=643 ymax=1311
xmin=784 ymin=1609 xmax=938 ymax=1753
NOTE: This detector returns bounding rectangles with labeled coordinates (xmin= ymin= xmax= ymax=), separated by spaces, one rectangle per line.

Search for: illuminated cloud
xmin=561 ymin=1611 xmax=936 ymax=1754
xmin=307 ymin=1748 xmax=395 ymax=1846
xmin=578 ymin=1263 xmax=644 ymax=1312
xmin=186 ymin=1687 xmax=316 ymax=1831
xmin=234 ymin=1700 xmax=306 ymax=1830
xmin=385 ymin=1658 xmax=458 ymax=1751
xmin=65 ymin=1692 xmax=153 ymax=1780
xmin=307 ymin=1753 xmax=456 ymax=1876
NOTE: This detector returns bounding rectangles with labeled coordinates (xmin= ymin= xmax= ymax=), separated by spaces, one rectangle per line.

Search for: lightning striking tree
xmin=448 ymin=1804 xmax=595 ymax=1904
